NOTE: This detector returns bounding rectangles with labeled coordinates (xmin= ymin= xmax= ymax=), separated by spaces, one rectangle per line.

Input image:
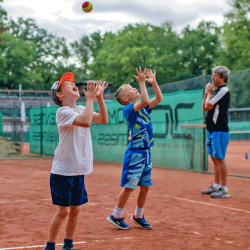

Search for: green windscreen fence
xmin=180 ymin=125 xmax=208 ymax=171
xmin=0 ymin=113 xmax=2 ymax=136
xmin=150 ymin=89 xmax=205 ymax=170
xmin=29 ymin=106 xmax=59 ymax=155
xmin=29 ymin=89 xmax=205 ymax=170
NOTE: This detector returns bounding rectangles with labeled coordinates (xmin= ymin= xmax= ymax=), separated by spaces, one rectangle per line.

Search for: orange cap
xmin=58 ymin=72 xmax=74 ymax=90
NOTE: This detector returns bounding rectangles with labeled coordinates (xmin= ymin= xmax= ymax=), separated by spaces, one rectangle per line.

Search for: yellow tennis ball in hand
xmin=82 ymin=2 xmax=93 ymax=13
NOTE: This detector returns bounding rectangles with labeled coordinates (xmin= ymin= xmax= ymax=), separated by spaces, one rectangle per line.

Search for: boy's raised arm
xmin=133 ymin=67 xmax=149 ymax=112
xmin=146 ymin=69 xmax=163 ymax=109
xmin=92 ymin=80 xmax=109 ymax=124
xmin=73 ymin=82 xmax=97 ymax=128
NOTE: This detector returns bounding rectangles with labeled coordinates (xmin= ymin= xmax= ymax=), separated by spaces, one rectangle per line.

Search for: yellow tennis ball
xmin=82 ymin=2 xmax=93 ymax=13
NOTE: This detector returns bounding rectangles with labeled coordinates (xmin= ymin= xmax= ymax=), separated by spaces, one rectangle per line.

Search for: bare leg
xmin=116 ymin=187 xmax=134 ymax=209
xmin=47 ymin=206 xmax=70 ymax=242
xmin=137 ymin=186 xmax=150 ymax=208
xmin=211 ymin=156 xmax=220 ymax=184
xmin=64 ymin=206 xmax=81 ymax=240
xmin=214 ymin=158 xmax=228 ymax=187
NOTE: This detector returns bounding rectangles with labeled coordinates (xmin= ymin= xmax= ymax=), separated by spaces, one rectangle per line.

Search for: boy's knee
xmin=140 ymin=186 xmax=150 ymax=192
xmin=57 ymin=207 xmax=70 ymax=219
xmin=123 ymin=187 xmax=134 ymax=193
xmin=70 ymin=206 xmax=81 ymax=216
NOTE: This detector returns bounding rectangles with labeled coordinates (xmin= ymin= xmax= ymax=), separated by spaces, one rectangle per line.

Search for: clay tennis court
xmin=1 ymin=159 xmax=250 ymax=250
xmin=208 ymin=140 xmax=250 ymax=177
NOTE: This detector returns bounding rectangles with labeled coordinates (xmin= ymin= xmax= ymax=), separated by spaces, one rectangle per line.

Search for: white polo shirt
xmin=51 ymin=105 xmax=95 ymax=176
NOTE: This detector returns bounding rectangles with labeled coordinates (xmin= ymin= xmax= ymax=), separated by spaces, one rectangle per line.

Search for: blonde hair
xmin=114 ymin=84 xmax=129 ymax=105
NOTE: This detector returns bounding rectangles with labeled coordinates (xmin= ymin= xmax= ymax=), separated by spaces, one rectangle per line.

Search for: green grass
xmin=0 ymin=136 xmax=53 ymax=159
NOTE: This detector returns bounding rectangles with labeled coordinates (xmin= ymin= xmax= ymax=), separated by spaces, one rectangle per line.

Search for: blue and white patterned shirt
xmin=123 ymin=103 xmax=154 ymax=149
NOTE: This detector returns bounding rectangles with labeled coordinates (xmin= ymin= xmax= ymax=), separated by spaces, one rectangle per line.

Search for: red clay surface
xmin=1 ymin=159 xmax=250 ymax=250
xmin=208 ymin=140 xmax=250 ymax=176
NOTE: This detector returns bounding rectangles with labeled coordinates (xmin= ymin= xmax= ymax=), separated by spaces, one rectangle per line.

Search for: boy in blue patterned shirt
xmin=107 ymin=67 xmax=163 ymax=229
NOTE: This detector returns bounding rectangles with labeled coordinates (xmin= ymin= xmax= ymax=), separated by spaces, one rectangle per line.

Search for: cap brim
xmin=58 ymin=72 xmax=74 ymax=90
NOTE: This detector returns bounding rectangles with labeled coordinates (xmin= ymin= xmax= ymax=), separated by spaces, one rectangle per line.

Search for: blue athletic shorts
xmin=121 ymin=148 xmax=152 ymax=189
xmin=50 ymin=174 xmax=88 ymax=207
xmin=206 ymin=131 xmax=229 ymax=159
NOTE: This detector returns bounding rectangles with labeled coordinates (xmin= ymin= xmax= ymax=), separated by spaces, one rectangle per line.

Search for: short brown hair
xmin=114 ymin=84 xmax=129 ymax=105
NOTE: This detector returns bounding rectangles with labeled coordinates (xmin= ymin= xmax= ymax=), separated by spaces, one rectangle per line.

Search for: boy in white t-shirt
xmin=44 ymin=72 xmax=108 ymax=250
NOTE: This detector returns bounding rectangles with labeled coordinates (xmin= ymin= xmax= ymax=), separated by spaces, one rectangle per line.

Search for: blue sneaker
xmin=61 ymin=246 xmax=76 ymax=250
xmin=107 ymin=214 xmax=131 ymax=230
xmin=131 ymin=215 xmax=152 ymax=229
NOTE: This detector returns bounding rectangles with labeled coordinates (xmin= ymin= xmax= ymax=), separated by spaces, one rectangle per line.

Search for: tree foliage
xmin=220 ymin=0 xmax=250 ymax=70
xmin=0 ymin=0 xmax=249 ymax=93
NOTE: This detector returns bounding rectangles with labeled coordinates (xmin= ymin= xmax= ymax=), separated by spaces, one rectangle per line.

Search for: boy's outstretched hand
xmin=133 ymin=67 xmax=148 ymax=84
xmin=95 ymin=79 xmax=108 ymax=98
xmin=83 ymin=81 xmax=97 ymax=101
xmin=146 ymin=69 xmax=157 ymax=84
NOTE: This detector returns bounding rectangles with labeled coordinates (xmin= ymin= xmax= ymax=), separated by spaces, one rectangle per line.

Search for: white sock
xmin=221 ymin=186 xmax=228 ymax=191
xmin=113 ymin=206 xmax=123 ymax=218
xmin=213 ymin=183 xmax=221 ymax=189
xmin=135 ymin=206 xmax=144 ymax=218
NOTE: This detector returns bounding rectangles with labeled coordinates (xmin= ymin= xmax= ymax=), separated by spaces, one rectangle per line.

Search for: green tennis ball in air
xmin=82 ymin=2 xmax=93 ymax=13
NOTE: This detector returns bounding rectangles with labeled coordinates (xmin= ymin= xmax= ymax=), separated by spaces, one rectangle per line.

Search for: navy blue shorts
xmin=50 ymin=174 xmax=88 ymax=207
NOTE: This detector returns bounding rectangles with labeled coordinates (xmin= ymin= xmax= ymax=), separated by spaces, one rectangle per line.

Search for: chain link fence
xmin=146 ymin=68 xmax=250 ymax=176
xmin=0 ymin=68 xmax=250 ymax=175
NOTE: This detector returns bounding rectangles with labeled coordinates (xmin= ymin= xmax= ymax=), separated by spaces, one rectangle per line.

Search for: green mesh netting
xmin=29 ymin=89 xmax=204 ymax=170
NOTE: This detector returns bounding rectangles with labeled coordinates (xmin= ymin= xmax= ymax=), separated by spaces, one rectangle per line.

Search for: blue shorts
xmin=206 ymin=131 xmax=229 ymax=159
xmin=121 ymin=148 xmax=152 ymax=189
xmin=50 ymin=174 xmax=88 ymax=207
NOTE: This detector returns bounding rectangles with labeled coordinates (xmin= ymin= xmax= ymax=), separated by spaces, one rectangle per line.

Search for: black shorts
xmin=50 ymin=174 xmax=88 ymax=207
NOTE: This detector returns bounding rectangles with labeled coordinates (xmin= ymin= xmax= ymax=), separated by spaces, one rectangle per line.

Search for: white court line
xmin=193 ymin=231 xmax=201 ymax=235
xmin=115 ymin=237 xmax=134 ymax=240
xmin=214 ymin=238 xmax=221 ymax=241
xmin=161 ymin=195 xmax=250 ymax=214
xmin=0 ymin=198 xmax=51 ymax=203
xmin=0 ymin=238 xmax=129 ymax=250
xmin=0 ymin=242 xmax=81 ymax=250
xmin=0 ymin=246 xmax=45 ymax=249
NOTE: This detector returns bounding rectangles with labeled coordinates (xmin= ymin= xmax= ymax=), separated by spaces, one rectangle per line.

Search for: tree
xmin=0 ymin=0 xmax=9 ymax=42
xmin=0 ymin=33 xmax=43 ymax=89
xmin=179 ymin=21 xmax=221 ymax=79
xmin=88 ymin=23 xmax=182 ymax=89
xmin=71 ymin=36 xmax=91 ymax=79
xmin=219 ymin=0 xmax=250 ymax=108
xmin=8 ymin=17 xmax=73 ymax=89
xmin=220 ymin=0 xmax=250 ymax=70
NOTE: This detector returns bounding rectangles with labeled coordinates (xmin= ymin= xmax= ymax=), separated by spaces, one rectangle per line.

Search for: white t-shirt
xmin=51 ymin=105 xmax=95 ymax=176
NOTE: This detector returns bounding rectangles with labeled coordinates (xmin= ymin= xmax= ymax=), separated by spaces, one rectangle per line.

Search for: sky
xmin=2 ymin=0 xmax=230 ymax=42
